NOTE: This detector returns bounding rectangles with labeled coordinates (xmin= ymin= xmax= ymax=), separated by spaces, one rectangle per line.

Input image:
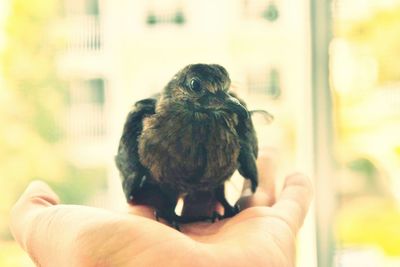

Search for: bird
xmin=115 ymin=63 xmax=262 ymax=228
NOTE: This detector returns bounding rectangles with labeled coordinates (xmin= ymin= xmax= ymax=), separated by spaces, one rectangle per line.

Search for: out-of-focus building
xmin=57 ymin=0 xmax=311 ymax=179
xmin=57 ymin=0 xmax=107 ymax=167
xmin=56 ymin=0 xmax=314 ymax=265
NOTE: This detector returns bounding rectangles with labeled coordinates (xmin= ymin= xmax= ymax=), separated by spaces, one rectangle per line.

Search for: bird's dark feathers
xmin=115 ymin=64 xmax=261 ymax=226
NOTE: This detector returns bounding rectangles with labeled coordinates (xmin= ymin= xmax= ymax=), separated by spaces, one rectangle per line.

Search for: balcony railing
xmin=64 ymin=104 xmax=106 ymax=141
xmin=62 ymin=15 xmax=102 ymax=53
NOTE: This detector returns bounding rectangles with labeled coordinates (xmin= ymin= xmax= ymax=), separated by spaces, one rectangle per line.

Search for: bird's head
xmin=163 ymin=64 xmax=249 ymax=119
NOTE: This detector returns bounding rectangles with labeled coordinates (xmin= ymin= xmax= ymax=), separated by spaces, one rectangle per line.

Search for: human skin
xmin=9 ymin=148 xmax=313 ymax=267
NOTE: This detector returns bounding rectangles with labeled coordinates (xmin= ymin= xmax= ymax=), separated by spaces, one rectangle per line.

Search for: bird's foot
xmin=170 ymin=220 xmax=180 ymax=231
xmin=210 ymin=211 xmax=224 ymax=222
xmin=223 ymin=203 xmax=241 ymax=218
xmin=154 ymin=209 xmax=181 ymax=231
xmin=205 ymin=205 xmax=240 ymax=222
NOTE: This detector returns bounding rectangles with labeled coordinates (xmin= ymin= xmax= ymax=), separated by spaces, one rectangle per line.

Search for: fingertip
xmin=26 ymin=180 xmax=51 ymax=192
xmin=10 ymin=180 xmax=60 ymax=251
xmin=271 ymin=172 xmax=313 ymax=232
xmin=283 ymin=173 xmax=313 ymax=198
xmin=23 ymin=180 xmax=60 ymax=205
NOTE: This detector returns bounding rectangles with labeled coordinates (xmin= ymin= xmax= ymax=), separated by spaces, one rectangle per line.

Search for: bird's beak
xmin=225 ymin=95 xmax=249 ymax=119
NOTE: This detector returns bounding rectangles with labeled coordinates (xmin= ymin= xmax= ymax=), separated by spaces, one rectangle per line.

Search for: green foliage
xmin=0 ymin=0 xmax=107 ymax=243
xmin=0 ymin=0 xmax=65 ymax=238
xmin=49 ymin=165 xmax=107 ymax=205
xmin=337 ymin=5 xmax=400 ymax=83
xmin=336 ymin=198 xmax=400 ymax=256
xmin=3 ymin=0 xmax=66 ymax=143
xmin=335 ymin=4 xmax=400 ymax=257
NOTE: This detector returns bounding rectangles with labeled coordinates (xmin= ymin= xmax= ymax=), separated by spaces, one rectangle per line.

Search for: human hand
xmin=10 ymin=148 xmax=313 ymax=267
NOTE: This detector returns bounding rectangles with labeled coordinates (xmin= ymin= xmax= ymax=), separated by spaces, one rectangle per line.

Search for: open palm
xmin=10 ymin=149 xmax=312 ymax=267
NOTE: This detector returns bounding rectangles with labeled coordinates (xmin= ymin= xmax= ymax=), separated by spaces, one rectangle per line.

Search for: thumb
xmin=272 ymin=173 xmax=313 ymax=233
xmin=10 ymin=180 xmax=60 ymax=250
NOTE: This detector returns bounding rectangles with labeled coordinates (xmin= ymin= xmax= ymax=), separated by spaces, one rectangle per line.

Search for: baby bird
xmin=115 ymin=64 xmax=260 ymax=228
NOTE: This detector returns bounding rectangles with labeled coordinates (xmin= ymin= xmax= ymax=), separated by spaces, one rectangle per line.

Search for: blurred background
xmin=0 ymin=0 xmax=400 ymax=266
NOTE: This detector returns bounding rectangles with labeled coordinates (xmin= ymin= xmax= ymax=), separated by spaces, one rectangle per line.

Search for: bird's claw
xmin=154 ymin=209 xmax=160 ymax=221
xmin=210 ymin=211 xmax=224 ymax=223
xmin=154 ymin=209 xmax=181 ymax=231
xmin=171 ymin=221 xmax=181 ymax=231
xmin=224 ymin=203 xmax=241 ymax=218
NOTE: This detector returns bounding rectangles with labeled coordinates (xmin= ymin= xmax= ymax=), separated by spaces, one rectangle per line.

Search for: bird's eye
xmin=189 ymin=78 xmax=201 ymax=92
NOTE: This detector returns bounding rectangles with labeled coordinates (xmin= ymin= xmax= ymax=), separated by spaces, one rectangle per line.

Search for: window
xmin=242 ymin=0 xmax=281 ymax=22
xmin=65 ymin=78 xmax=107 ymax=139
xmin=62 ymin=0 xmax=100 ymax=16
xmin=62 ymin=0 xmax=102 ymax=51
xmin=88 ymin=79 xmax=105 ymax=104
xmin=247 ymin=67 xmax=281 ymax=99
xmin=86 ymin=0 xmax=100 ymax=16
xmin=145 ymin=0 xmax=186 ymax=26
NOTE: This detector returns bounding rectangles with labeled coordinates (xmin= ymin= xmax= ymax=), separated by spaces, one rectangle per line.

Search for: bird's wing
xmin=115 ymin=97 xmax=157 ymax=201
xmin=229 ymin=92 xmax=259 ymax=192
xmin=115 ymin=96 xmax=182 ymax=225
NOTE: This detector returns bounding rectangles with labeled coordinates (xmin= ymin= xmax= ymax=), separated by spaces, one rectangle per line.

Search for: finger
xmin=272 ymin=173 xmax=313 ymax=233
xmin=10 ymin=181 xmax=153 ymax=265
xmin=10 ymin=181 xmax=190 ymax=266
xmin=10 ymin=180 xmax=60 ymax=249
xmin=238 ymin=147 xmax=277 ymax=208
xmin=19 ymin=180 xmax=59 ymax=206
